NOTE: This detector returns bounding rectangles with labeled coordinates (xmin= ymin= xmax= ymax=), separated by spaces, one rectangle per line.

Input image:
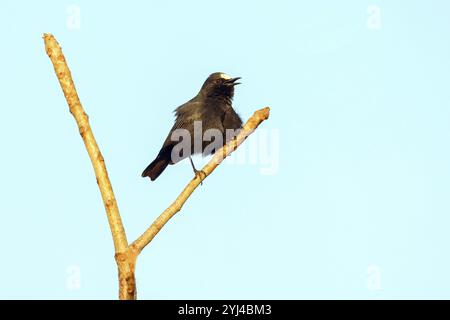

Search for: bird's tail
xmin=141 ymin=156 xmax=169 ymax=181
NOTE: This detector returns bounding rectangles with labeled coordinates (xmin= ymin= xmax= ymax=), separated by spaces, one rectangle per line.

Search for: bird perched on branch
xmin=142 ymin=72 xmax=243 ymax=181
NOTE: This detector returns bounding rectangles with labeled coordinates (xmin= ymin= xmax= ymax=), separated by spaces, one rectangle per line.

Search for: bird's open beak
xmin=225 ymin=77 xmax=242 ymax=86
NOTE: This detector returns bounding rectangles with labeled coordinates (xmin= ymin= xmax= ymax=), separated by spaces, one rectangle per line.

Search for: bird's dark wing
xmin=174 ymin=98 xmax=202 ymax=117
xmin=152 ymin=100 xmax=203 ymax=164
xmin=222 ymin=106 xmax=243 ymax=130
xmin=163 ymin=101 xmax=203 ymax=146
xmin=221 ymin=107 xmax=243 ymax=144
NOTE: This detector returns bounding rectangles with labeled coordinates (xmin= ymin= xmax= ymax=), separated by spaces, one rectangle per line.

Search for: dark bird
xmin=142 ymin=72 xmax=243 ymax=181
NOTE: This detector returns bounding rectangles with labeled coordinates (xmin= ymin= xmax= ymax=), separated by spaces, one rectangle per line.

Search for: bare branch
xmin=43 ymin=33 xmax=129 ymax=253
xmin=131 ymin=107 xmax=270 ymax=253
xmin=44 ymin=33 xmax=270 ymax=300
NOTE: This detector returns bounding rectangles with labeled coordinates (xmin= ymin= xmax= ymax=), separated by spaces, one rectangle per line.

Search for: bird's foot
xmin=194 ymin=169 xmax=206 ymax=185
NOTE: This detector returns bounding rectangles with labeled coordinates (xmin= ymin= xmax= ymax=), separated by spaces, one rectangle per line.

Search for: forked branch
xmin=43 ymin=33 xmax=270 ymax=299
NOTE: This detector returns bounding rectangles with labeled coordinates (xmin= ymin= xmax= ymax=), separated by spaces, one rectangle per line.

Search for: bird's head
xmin=200 ymin=72 xmax=241 ymax=99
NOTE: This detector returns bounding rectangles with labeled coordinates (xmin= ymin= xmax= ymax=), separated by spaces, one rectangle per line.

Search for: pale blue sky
xmin=1 ymin=1 xmax=450 ymax=299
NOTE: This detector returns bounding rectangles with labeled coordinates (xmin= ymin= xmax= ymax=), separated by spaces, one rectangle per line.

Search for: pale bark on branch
xmin=43 ymin=33 xmax=270 ymax=300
